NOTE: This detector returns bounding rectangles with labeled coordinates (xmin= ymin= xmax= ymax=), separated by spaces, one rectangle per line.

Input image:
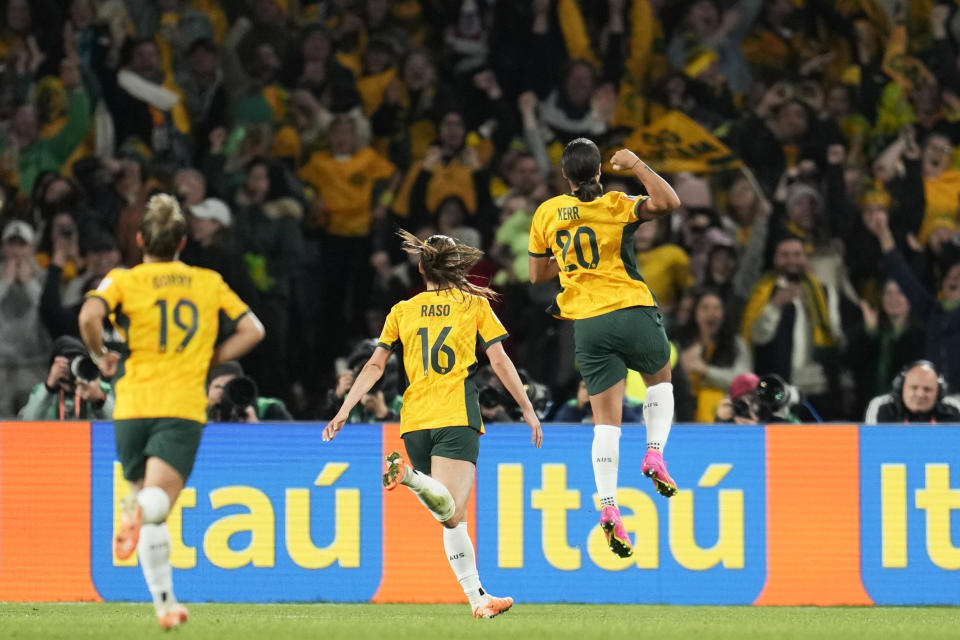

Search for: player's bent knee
xmin=441 ymin=515 xmax=460 ymax=529
xmin=137 ymin=486 xmax=171 ymax=524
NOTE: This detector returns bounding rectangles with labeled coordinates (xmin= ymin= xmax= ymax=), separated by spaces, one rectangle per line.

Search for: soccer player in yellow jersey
xmin=528 ymin=138 xmax=682 ymax=559
xmin=323 ymin=230 xmax=542 ymax=619
xmin=78 ymin=195 xmax=264 ymax=630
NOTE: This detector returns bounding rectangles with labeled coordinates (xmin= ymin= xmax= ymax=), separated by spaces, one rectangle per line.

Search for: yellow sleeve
xmin=609 ymin=191 xmax=649 ymax=223
xmin=377 ymin=305 xmax=401 ymax=350
xmin=391 ymin=162 xmax=423 ymax=217
xmin=370 ymin=151 xmax=396 ymax=180
xmin=625 ymin=0 xmax=654 ymax=82
xmin=217 ymin=276 xmax=249 ymax=321
xmin=557 ymin=0 xmax=600 ymax=68
xmin=297 ymin=155 xmax=321 ymax=190
xmin=86 ymin=268 xmax=125 ymax=310
xmin=527 ymin=205 xmax=552 ymax=257
xmin=477 ymin=298 xmax=508 ymax=349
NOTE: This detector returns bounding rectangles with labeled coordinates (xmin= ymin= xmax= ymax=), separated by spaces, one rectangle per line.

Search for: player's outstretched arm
xmin=611 ymin=149 xmax=681 ymax=219
xmin=485 ymin=341 xmax=543 ymax=448
xmin=212 ymin=312 xmax=265 ymax=366
xmin=323 ymin=346 xmax=390 ymax=442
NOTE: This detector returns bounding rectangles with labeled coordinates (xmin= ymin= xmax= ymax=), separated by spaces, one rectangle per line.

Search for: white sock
xmin=592 ymin=424 xmax=621 ymax=507
xmin=644 ymin=382 xmax=674 ymax=451
xmin=138 ymin=523 xmax=177 ymax=613
xmin=443 ymin=522 xmax=485 ymax=607
xmin=403 ymin=468 xmax=456 ymax=522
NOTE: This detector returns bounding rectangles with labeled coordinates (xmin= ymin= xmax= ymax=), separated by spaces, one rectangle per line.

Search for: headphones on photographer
xmin=891 ymin=360 xmax=948 ymax=406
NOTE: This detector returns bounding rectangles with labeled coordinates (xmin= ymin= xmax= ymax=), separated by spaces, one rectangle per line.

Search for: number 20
xmin=555 ymin=226 xmax=599 ymax=271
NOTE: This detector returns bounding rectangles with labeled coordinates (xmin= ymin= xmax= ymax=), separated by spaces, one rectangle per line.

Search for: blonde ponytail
xmin=141 ymin=193 xmax=187 ymax=259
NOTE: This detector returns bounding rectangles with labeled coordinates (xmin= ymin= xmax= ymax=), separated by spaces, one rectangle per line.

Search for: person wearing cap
xmin=179 ymin=196 xmax=260 ymax=317
xmin=206 ymin=360 xmax=292 ymax=422
xmin=17 ymin=336 xmax=114 ymax=420
xmin=0 ymin=219 xmax=51 ymax=417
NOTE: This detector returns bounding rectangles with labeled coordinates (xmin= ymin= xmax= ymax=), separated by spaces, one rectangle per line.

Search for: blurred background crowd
xmin=1 ymin=0 xmax=960 ymax=424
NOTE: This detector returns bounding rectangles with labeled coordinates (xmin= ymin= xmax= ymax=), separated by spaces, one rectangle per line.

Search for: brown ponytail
xmin=140 ymin=193 xmax=187 ymax=260
xmin=398 ymin=229 xmax=498 ymax=300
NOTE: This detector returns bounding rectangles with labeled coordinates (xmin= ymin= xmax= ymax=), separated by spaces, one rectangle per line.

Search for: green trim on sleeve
xmin=377 ymin=340 xmax=399 ymax=351
xmin=85 ymin=294 xmax=113 ymax=314
xmin=632 ymin=195 xmax=651 ymax=220
xmin=481 ymin=333 xmax=509 ymax=350
xmin=528 ymin=250 xmax=553 ymax=258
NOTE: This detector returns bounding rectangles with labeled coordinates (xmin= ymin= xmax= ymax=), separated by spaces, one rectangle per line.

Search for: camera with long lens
xmin=478 ymin=386 xmax=505 ymax=411
xmin=751 ymin=374 xmax=793 ymax=423
xmin=69 ymin=355 xmax=100 ymax=384
xmin=215 ymin=376 xmax=258 ymax=421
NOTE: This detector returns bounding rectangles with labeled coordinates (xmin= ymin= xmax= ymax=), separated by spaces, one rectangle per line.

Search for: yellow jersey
xmin=528 ymin=191 xmax=656 ymax=319
xmin=918 ymin=169 xmax=960 ymax=246
xmin=297 ymin=147 xmax=396 ymax=237
xmin=87 ymin=262 xmax=250 ymax=422
xmin=377 ymin=289 xmax=507 ymax=435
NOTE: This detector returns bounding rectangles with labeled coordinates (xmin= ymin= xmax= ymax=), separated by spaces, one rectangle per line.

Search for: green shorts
xmin=574 ymin=305 xmax=670 ymax=395
xmin=402 ymin=426 xmax=480 ymax=474
xmin=114 ymin=418 xmax=204 ymax=482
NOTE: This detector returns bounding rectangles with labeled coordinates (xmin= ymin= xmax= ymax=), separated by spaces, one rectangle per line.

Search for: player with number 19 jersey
xmin=528 ymin=190 xmax=656 ymax=319
xmin=88 ymin=262 xmax=250 ymax=423
xmin=378 ymin=290 xmax=508 ymax=435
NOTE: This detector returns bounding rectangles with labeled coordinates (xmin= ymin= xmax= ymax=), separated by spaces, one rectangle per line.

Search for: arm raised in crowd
xmin=865 ymin=212 xmax=938 ymax=319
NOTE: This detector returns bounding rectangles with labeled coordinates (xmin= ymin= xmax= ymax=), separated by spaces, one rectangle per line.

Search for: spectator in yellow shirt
xmin=297 ymin=115 xmax=400 ymax=362
xmin=917 ymin=132 xmax=960 ymax=247
xmin=633 ymin=216 xmax=694 ymax=317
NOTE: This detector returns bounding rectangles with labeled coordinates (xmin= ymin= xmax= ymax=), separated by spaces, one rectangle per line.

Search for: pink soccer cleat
xmin=599 ymin=505 xmax=633 ymax=558
xmin=641 ymin=450 xmax=677 ymax=498
xmin=472 ymin=595 xmax=514 ymax=619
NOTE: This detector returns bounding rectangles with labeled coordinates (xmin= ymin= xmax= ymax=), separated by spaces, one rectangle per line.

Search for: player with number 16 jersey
xmin=323 ymin=230 xmax=541 ymax=619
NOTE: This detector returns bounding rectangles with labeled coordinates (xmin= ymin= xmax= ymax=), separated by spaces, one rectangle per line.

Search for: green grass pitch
xmin=2 ymin=603 xmax=959 ymax=639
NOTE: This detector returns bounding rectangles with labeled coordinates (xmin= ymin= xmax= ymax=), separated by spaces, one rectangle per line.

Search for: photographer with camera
xmin=206 ymin=361 xmax=292 ymax=422
xmin=476 ymin=367 xmax=553 ymax=422
xmin=318 ymin=340 xmax=403 ymax=423
xmin=715 ymin=372 xmax=803 ymax=424
xmin=864 ymin=360 xmax=960 ymax=424
xmin=18 ymin=336 xmax=114 ymax=420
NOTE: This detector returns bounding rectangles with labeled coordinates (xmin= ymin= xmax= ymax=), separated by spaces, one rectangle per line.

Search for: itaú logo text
xmin=110 ymin=462 xmax=360 ymax=569
xmin=881 ymin=463 xmax=960 ymax=569
xmin=496 ymin=462 xmax=744 ymax=571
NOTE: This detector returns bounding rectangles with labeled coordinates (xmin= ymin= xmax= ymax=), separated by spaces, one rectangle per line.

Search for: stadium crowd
xmin=1 ymin=0 xmax=959 ymax=424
